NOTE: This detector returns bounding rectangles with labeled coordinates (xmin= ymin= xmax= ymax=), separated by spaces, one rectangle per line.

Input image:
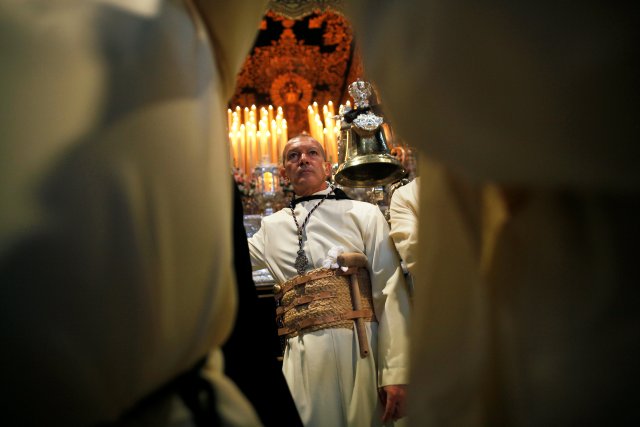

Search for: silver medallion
xmin=353 ymin=111 xmax=384 ymax=131
xmin=295 ymin=249 xmax=308 ymax=275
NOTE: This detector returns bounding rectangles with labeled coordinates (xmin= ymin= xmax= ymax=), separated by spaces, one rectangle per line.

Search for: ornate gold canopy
xmin=230 ymin=2 xmax=364 ymax=136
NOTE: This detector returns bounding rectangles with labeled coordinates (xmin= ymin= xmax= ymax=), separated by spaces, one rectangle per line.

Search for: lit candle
xmin=323 ymin=128 xmax=330 ymax=162
xmin=315 ymin=115 xmax=324 ymax=147
xmin=307 ymin=106 xmax=314 ymax=135
xmin=333 ymin=125 xmax=340 ymax=164
xmin=251 ymin=114 xmax=256 ymax=171
xmin=323 ymin=105 xmax=335 ymax=148
xmin=260 ymin=107 xmax=268 ymax=125
xmin=263 ymin=131 xmax=271 ymax=165
xmin=249 ymin=110 xmax=256 ymax=129
xmin=260 ymin=118 xmax=269 ymax=164
xmin=270 ymin=119 xmax=278 ymax=164
xmin=249 ymin=123 xmax=257 ymax=173
xmin=328 ymin=100 xmax=335 ymax=116
xmin=281 ymin=120 xmax=288 ymax=161
xmin=239 ymin=124 xmax=246 ymax=172
xmin=276 ymin=128 xmax=282 ymax=164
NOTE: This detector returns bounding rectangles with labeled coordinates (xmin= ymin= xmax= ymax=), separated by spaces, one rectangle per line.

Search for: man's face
xmin=281 ymin=136 xmax=331 ymax=197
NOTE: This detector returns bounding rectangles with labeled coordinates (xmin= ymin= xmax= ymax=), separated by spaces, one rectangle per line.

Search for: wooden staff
xmin=338 ymin=253 xmax=370 ymax=358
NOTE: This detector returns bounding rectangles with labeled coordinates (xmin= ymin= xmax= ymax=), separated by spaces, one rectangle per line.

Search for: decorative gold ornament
xmin=268 ymin=0 xmax=345 ymax=20
xmin=231 ymin=10 xmax=360 ymax=136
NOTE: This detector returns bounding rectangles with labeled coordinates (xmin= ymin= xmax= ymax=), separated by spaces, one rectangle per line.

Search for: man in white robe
xmin=389 ymin=178 xmax=419 ymax=277
xmin=248 ymin=135 xmax=411 ymax=427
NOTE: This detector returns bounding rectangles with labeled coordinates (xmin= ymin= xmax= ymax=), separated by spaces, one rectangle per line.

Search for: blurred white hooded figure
xmin=347 ymin=1 xmax=640 ymax=426
xmin=0 ymin=0 xmax=269 ymax=425
xmin=389 ymin=178 xmax=419 ymax=277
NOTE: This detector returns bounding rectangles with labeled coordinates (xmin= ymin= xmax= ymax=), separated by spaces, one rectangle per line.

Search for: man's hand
xmin=379 ymin=384 xmax=407 ymax=423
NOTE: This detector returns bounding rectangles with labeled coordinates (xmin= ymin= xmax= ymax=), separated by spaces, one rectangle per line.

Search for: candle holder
xmin=253 ymin=163 xmax=281 ymax=216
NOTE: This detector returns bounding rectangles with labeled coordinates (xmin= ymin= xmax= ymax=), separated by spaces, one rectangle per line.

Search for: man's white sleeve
xmin=364 ymin=207 xmax=411 ymax=387
xmin=247 ymin=223 xmax=267 ymax=271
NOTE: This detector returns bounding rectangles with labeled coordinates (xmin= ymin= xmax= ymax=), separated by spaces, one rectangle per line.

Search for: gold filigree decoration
xmin=270 ymin=73 xmax=313 ymax=108
xmin=231 ymin=10 xmax=360 ymax=136
xmin=269 ymin=0 xmax=345 ymax=19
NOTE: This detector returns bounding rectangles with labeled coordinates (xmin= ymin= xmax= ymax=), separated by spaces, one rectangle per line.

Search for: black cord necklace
xmin=290 ymin=183 xmax=335 ymax=275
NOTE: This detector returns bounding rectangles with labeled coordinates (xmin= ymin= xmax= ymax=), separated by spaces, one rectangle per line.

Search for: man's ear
xmin=279 ymin=166 xmax=288 ymax=181
xmin=323 ymin=161 xmax=332 ymax=180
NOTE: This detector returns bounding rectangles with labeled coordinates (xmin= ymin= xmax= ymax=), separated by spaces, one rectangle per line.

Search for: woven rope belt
xmin=274 ymin=252 xmax=376 ymax=358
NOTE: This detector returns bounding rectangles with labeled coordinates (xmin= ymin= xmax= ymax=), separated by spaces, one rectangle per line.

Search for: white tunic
xmin=389 ymin=179 xmax=420 ymax=276
xmin=347 ymin=2 xmax=640 ymax=425
xmin=0 ymin=1 xmax=267 ymax=425
xmin=248 ymin=189 xmax=411 ymax=427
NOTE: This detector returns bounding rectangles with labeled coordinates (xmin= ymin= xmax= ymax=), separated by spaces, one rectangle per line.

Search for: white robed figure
xmin=249 ymin=134 xmax=411 ymax=426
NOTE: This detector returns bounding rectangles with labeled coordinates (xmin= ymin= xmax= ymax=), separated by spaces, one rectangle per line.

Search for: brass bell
xmin=334 ymin=80 xmax=406 ymax=187
xmin=334 ymin=121 xmax=406 ymax=187
xmin=273 ymin=284 xmax=282 ymax=294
